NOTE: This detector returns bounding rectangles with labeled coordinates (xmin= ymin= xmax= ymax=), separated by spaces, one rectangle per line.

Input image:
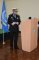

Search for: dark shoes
xmin=14 ymin=47 xmax=19 ymax=49
xmin=10 ymin=46 xmax=19 ymax=50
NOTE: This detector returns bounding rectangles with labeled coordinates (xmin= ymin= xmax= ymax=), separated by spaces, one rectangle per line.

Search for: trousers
xmin=10 ymin=30 xmax=18 ymax=49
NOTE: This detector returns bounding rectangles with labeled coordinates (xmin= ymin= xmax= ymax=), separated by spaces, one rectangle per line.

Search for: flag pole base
xmin=3 ymin=42 xmax=5 ymax=45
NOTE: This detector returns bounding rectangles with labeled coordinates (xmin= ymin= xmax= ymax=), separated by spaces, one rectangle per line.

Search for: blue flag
xmin=1 ymin=0 xmax=8 ymax=33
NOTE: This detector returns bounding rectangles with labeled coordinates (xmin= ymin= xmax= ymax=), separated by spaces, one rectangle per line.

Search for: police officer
xmin=8 ymin=8 xmax=21 ymax=50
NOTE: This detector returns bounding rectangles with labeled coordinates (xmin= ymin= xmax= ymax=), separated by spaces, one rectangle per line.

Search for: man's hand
xmin=12 ymin=22 xmax=19 ymax=25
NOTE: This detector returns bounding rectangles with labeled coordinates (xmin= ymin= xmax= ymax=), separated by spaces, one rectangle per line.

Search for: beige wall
xmin=0 ymin=0 xmax=39 ymax=29
xmin=13 ymin=0 xmax=39 ymax=20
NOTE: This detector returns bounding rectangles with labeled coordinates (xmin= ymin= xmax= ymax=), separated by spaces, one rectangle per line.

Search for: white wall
xmin=0 ymin=0 xmax=39 ymax=29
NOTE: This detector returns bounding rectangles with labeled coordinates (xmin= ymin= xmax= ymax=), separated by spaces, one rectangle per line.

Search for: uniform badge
xmin=17 ymin=17 xmax=18 ymax=19
xmin=11 ymin=17 xmax=13 ymax=19
xmin=11 ymin=17 xmax=13 ymax=20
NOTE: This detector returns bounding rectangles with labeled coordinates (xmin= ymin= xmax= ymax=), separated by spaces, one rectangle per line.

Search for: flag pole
xmin=1 ymin=0 xmax=8 ymax=45
xmin=3 ymin=30 xmax=5 ymax=45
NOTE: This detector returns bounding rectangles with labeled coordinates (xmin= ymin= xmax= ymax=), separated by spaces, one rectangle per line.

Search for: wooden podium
xmin=21 ymin=18 xmax=38 ymax=52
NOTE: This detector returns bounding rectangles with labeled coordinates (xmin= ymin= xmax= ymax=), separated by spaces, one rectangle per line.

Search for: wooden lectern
xmin=21 ymin=18 xmax=38 ymax=52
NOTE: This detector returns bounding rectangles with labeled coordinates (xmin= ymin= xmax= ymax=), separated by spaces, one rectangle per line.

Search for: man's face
xmin=13 ymin=10 xmax=17 ymax=15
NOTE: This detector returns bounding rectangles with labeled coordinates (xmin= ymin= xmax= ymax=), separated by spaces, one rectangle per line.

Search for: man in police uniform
xmin=8 ymin=8 xmax=21 ymax=50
